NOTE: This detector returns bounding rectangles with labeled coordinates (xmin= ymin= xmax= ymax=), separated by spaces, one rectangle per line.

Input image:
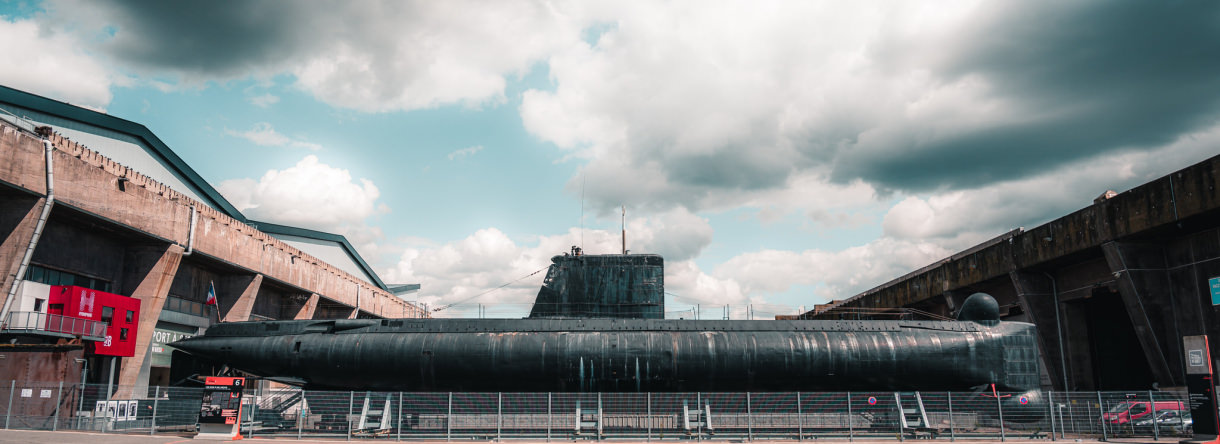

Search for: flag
xmin=206 ymin=281 xmax=217 ymax=306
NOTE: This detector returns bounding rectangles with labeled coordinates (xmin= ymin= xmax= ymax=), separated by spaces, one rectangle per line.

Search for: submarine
xmin=171 ymin=249 xmax=1041 ymax=397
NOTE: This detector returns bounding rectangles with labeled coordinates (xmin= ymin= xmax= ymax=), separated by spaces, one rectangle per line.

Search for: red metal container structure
xmin=46 ymin=285 xmax=140 ymax=357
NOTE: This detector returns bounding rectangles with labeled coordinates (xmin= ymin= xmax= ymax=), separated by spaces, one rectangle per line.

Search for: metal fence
xmin=0 ymin=381 xmax=1199 ymax=441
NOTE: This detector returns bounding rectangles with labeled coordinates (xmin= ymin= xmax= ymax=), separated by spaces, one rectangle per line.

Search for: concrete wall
xmin=0 ymin=119 xmax=427 ymax=393
xmin=808 ymin=153 xmax=1220 ymax=392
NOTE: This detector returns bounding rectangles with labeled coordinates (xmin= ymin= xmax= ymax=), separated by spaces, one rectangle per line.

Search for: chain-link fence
xmin=0 ymin=381 xmax=1200 ymax=441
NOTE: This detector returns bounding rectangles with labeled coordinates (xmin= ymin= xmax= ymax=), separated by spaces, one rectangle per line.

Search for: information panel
xmin=198 ymin=376 xmax=245 ymax=426
xmin=1183 ymin=335 xmax=1219 ymax=442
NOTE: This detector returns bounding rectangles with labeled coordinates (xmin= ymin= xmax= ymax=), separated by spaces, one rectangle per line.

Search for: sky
xmin=1 ymin=0 xmax=1218 ymax=318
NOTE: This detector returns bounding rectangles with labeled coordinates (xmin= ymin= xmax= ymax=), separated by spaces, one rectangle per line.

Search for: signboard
xmin=117 ymin=401 xmax=129 ymax=422
xmin=107 ymin=401 xmax=118 ymax=420
xmin=199 ymin=377 xmax=245 ymax=426
xmin=39 ymin=389 xmax=51 ymax=398
xmin=150 ymin=325 xmax=196 ymax=367
xmin=1210 ymin=277 xmax=1220 ymax=305
xmin=1183 ymin=335 xmax=1219 ymax=441
xmin=126 ymin=400 xmax=138 ymax=421
xmin=19 ymin=389 xmax=31 ymax=398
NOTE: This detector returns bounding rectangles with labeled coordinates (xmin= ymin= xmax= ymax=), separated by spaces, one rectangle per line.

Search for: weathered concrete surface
xmin=809 ymin=153 xmax=1220 ymax=391
xmin=0 ymin=120 xmax=423 ymax=319
xmin=0 ymin=194 xmax=43 ymax=309
xmin=218 ymin=273 xmax=262 ymax=322
xmin=114 ymin=244 xmax=183 ymax=397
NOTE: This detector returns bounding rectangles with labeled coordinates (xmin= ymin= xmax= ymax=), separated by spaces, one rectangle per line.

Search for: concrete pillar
xmin=1010 ymin=271 xmax=1070 ymax=391
xmin=1101 ymin=241 xmax=1181 ymax=387
xmin=294 ymin=293 xmax=319 ymax=320
xmin=114 ymin=244 xmax=184 ymax=397
xmin=217 ymin=274 xmax=262 ymax=322
xmin=0 ymin=196 xmax=45 ymax=316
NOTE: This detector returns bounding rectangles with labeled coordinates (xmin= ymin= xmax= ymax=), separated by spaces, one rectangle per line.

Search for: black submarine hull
xmin=171 ymin=316 xmax=1039 ymax=393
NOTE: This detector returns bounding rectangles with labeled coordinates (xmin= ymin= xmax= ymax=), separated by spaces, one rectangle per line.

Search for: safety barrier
xmin=0 ymin=381 xmax=1198 ymax=441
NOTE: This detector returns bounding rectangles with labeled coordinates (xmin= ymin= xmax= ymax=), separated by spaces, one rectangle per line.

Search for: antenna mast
xmin=621 ymin=205 xmax=626 ymax=254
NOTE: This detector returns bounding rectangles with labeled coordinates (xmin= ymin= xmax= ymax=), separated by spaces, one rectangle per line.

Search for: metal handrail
xmin=2 ymin=311 xmax=108 ymax=339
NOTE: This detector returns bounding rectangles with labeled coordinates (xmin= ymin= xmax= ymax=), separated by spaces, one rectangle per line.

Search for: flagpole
xmin=207 ymin=280 xmax=220 ymax=324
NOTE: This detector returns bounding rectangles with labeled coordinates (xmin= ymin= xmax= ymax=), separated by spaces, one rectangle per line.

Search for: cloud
xmin=248 ymin=93 xmax=280 ymax=108
xmin=46 ymin=0 xmax=583 ymax=112
xmin=447 ymin=145 xmax=483 ymax=161
xmin=713 ymin=237 xmax=954 ymax=303
xmin=0 ymin=17 xmax=113 ymax=109
xmin=217 ymin=155 xmax=383 ymax=230
xmin=520 ymin=1 xmax=1220 ymax=215
xmin=224 ymin=122 xmax=322 ymax=150
xmin=382 ymin=208 xmax=736 ymax=314
xmin=882 ymin=121 xmax=1220 ymax=243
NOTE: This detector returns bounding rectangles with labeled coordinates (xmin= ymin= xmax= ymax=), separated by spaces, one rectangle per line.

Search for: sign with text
xmin=197 ymin=376 xmax=246 ymax=439
xmin=1210 ymin=277 xmax=1220 ymax=305
xmin=1183 ymin=335 xmax=1219 ymax=441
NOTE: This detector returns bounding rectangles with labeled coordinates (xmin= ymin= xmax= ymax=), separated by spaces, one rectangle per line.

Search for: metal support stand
xmin=6 ymin=380 xmax=14 ymax=429
xmin=797 ymin=392 xmax=803 ymax=441
xmin=747 ymin=392 xmax=753 ymax=441
xmin=847 ymin=392 xmax=853 ymax=442
xmin=397 ymin=392 xmax=403 ymax=442
xmin=347 ymin=391 xmax=354 ymax=441
xmin=948 ymin=392 xmax=955 ymax=442
xmin=1148 ymin=390 xmax=1158 ymax=440
xmin=1047 ymin=391 xmax=1056 ymax=441
xmin=996 ymin=390 xmax=1006 ymax=442
xmin=895 ymin=392 xmax=904 ymax=441
xmin=297 ymin=396 xmax=304 ymax=441
xmin=1096 ymin=392 xmax=1107 ymax=442
xmin=150 ymin=386 xmax=159 ymax=435
xmin=497 ymin=392 xmax=502 ymax=442
xmin=547 ymin=392 xmax=552 ymax=442
xmin=446 ymin=392 xmax=452 ymax=442
xmin=52 ymin=381 xmax=62 ymax=431
xmin=646 ymin=392 xmax=651 ymax=442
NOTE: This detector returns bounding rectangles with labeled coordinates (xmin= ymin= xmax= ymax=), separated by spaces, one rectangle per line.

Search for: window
xmin=23 ymin=265 xmax=111 ymax=293
xmin=49 ymin=303 xmax=63 ymax=312
xmin=33 ymin=299 xmax=44 ymax=312
xmin=126 ymin=310 xmax=134 ymax=323
xmin=101 ymin=307 xmax=114 ymax=325
xmin=119 ymin=328 xmax=128 ymax=340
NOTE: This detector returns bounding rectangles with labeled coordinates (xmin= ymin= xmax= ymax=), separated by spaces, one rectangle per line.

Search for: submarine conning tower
xmin=528 ymin=247 xmax=664 ymax=319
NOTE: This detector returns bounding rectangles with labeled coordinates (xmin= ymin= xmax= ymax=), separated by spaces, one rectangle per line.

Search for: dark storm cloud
xmin=833 ymin=0 xmax=1220 ymax=191
xmin=47 ymin=0 xmax=337 ymax=77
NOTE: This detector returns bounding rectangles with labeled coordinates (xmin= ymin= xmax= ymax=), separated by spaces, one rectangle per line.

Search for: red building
xmin=47 ymin=286 xmax=141 ymax=357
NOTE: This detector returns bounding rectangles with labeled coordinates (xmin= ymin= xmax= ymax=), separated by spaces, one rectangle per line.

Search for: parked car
xmin=1132 ymin=409 xmax=1192 ymax=434
xmin=1103 ymin=400 xmax=1186 ymax=425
